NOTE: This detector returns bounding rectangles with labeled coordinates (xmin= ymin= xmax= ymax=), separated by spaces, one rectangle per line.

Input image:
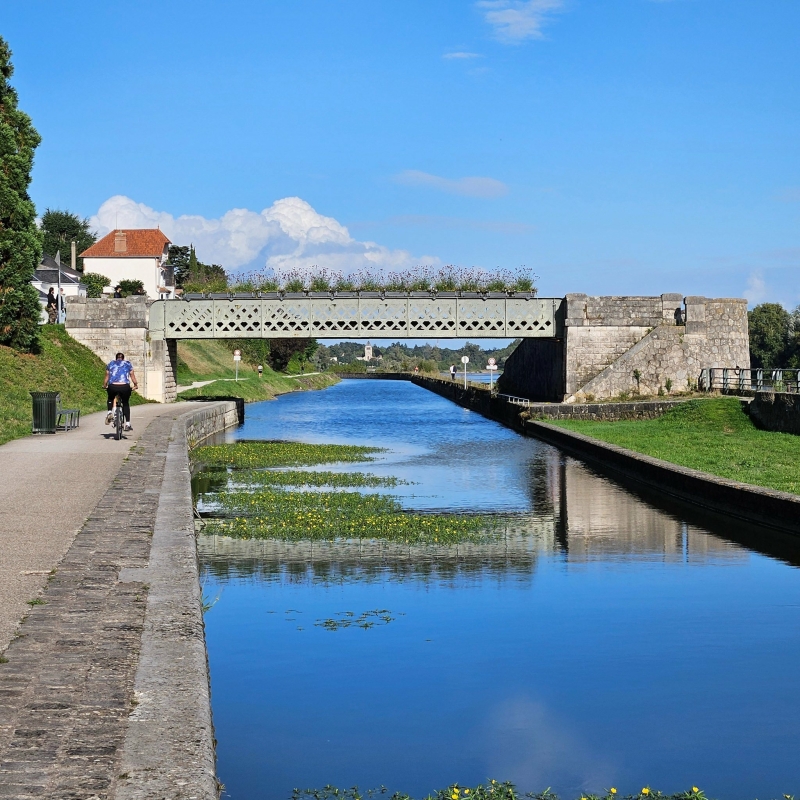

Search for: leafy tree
xmin=40 ymin=209 xmax=96 ymax=271
xmin=269 ymin=338 xmax=317 ymax=372
xmin=0 ymin=37 xmax=43 ymax=352
xmin=82 ymin=272 xmax=110 ymax=298
xmin=748 ymin=303 xmax=791 ymax=368
xmin=167 ymin=243 xmax=227 ymax=292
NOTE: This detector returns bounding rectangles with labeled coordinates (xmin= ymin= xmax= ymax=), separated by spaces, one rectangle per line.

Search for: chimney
xmin=114 ymin=231 xmax=127 ymax=253
xmin=71 ymin=240 xmax=77 ymax=270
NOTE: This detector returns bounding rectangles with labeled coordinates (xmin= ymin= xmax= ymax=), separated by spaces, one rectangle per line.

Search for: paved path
xmin=0 ymin=404 xmax=189 ymax=654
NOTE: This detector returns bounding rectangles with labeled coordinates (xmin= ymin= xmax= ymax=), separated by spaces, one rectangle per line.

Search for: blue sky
xmin=5 ymin=0 xmax=800 ymax=307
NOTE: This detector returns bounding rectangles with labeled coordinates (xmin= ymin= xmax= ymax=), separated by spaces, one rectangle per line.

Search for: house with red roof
xmin=80 ymin=229 xmax=175 ymax=299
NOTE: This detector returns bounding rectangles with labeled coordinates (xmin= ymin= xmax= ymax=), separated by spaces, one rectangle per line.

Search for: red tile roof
xmin=80 ymin=229 xmax=171 ymax=258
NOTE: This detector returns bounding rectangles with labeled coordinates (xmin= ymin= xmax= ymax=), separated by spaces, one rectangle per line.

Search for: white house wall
xmin=82 ymin=257 xmax=162 ymax=298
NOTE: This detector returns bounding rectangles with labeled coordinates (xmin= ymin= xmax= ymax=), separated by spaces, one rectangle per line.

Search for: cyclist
xmin=103 ymin=352 xmax=139 ymax=431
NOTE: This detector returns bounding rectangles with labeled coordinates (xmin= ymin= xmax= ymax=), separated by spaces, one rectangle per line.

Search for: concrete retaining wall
xmin=747 ymin=392 xmax=800 ymax=435
xmin=115 ymin=400 xmax=240 ymax=799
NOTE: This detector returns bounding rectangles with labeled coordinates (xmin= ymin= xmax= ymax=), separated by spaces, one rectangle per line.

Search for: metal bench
xmin=56 ymin=396 xmax=80 ymax=431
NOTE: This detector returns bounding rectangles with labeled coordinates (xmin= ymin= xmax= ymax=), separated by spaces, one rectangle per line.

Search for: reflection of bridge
xmin=151 ymin=294 xmax=560 ymax=339
xmin=197 ymin=452 xmax=747 ymax=584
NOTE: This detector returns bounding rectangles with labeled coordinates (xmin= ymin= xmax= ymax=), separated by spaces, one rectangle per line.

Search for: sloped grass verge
xmin=0 ymin=326 xmax=149 ymax=446
xmin=548 ymin=397 xmax=800 ymax=495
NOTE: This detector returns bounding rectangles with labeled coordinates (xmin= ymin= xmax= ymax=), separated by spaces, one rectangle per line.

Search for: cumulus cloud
xmin=394 ymin=170 xmax=508 ymax=198
xmin=90 ymin=195 xmax=436 ymax=275
xmin=744 ymin=271 xmax=768 ymax=305
xmin=477 ymin=0 xmax=566 ymax=43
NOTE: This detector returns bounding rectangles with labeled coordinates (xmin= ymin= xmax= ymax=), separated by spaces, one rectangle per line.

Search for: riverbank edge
xmin=410 ymin=375 xmax=800 ymax=536
xmin=115 ymin=401 xmax=240 ymax=800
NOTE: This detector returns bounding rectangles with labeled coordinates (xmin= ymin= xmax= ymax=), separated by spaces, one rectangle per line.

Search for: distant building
xmin=356 ymin=342 xmax=381 ymax=362
xmin=80 ymin=229 xmax=174 ymax=299
xmin=31 ymin=254 xmax=86 ymax=323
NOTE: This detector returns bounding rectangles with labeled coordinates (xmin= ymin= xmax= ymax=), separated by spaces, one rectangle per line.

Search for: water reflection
xmin=198 ymin=380 xmax=800 ymax=800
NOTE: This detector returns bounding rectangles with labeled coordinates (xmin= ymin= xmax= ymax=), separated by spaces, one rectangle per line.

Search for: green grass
xmin=194 ymin=441 xmax=382 ymax=469
xmin=176 ymin=339 xmax=338 ymax=402
xmin=548 ymin=397 xmax=800 ymax=494
xmin=0 ymin=326 xmax=149 ymax=446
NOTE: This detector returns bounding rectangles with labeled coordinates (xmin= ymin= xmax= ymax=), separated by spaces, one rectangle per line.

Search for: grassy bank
xmin=0 ymin=326 xmax=148 ymax=446
xmin=176 ymin=339 xmax=338 ymax=402
xmin=547 ymin=397 xmax=800 ymax=495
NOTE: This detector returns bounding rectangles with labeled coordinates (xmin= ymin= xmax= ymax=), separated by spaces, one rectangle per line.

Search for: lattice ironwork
xmin=506 ymin=299 xmax=556 ymax=335
xmin=457 ymin=299 xmax=506 ymax=336
xmin=311 ymin=300 xmax=360 ymax=334
xmin=155 ymin=296 xmax=559 ymax=339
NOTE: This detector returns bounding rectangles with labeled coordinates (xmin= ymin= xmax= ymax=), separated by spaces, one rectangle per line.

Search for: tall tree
xmin=167 ymin=243 xmax=226 ymax=291
xmin=0 ymin=37 xmax=42 ymax=352
xmin=40 ymin=209 xmax=96 ymax=271
xmin=748 ymin=303 xmax=791 ymax=368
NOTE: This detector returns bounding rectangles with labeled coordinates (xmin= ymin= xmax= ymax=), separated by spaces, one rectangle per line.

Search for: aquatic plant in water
xmin=229 ymin=469 xmax=406 ymax=489
xmin=194 ymin=441 xmax=382 ymax=470
xmin=202 ymin=487 xmax=495 ymax=544
xmin=291 ymin=784 xmax=717 ymax=800
xmin=314 ymin=610 xmax=398 ymax=631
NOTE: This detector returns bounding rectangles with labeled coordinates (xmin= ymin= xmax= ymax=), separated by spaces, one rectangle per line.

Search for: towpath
xmin=0 ymin=404 xmax=191 ymax=653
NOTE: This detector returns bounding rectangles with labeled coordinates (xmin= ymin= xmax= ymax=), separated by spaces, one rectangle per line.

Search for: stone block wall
xmin=65 ymin=296 xmax=178 ymax=403
xmin=500 ymin=293 xmax=749 ymax=402
xmin=747 ymin=392 xmax=800 ymax=435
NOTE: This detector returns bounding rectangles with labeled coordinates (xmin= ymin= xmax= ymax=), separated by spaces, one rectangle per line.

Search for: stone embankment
xmin=411 ymin=375 xmax=800 ymax=537
xmin=746 ymin=392 xmax=800 ymax=435
xmin=0 ymin=401 xmax=238 ymax=799
xmin=411 ymin=375 xmax=686 ymax=427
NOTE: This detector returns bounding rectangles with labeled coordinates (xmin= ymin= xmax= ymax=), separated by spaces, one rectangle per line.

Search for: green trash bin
xmin=31 ymin=391 xmax=59 ymax=434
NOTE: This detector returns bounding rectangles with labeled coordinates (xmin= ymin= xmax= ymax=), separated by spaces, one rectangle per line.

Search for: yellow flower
xmin=452 ymin=794 xmax=458 ymax=799
xmin=642 ymin=790 xmax=650 ymax=796
xmin=610 ymin=790 xmax=617 ymax=796
xmin=692 ymin=790 xmax=699 ymax=795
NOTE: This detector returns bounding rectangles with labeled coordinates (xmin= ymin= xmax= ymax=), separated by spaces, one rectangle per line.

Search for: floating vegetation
xmin=202 ymin=488 xmax=495 ymax=544
xmin=231 ymin=469 xmax=406 ymax=489
xmin=315 ymin=609 xmax=399 ymax=631
xmin=194 ymin=441 xmax=382 ymax=470
xmin=291 ymin=783 xmax=714 ymax=800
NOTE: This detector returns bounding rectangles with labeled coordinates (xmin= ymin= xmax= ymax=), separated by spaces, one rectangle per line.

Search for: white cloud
xmin=90 ymin=195 xmax=437 ymax=275
xmin=443 ymin=51 xmax=483 ymax=59
xmin=477 ymin=0 xmax=566 ymax=43
xmin=744 ymin=270 xmax=768 ymax=305
xmin=394 ymin=170 xmax=508 ymax=198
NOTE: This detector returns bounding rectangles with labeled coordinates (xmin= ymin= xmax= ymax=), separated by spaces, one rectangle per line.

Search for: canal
xmin=195 ymin=379 xmax=800 ymax=800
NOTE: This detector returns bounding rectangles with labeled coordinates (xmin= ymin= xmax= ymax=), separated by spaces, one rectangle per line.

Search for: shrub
xmin=82 ymin=272 xmax=110 ymax=298
xmin=117 ymin=279 xmax=144 ymax=297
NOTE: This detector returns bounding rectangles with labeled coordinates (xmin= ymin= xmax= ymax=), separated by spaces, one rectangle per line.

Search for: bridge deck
xmin=149 ymin=294 xmax=561 ymax=339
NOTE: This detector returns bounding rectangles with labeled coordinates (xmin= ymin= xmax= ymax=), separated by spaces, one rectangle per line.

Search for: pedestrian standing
xmin=449 ymin=364 xmax=456 ymax=381
xmin=46 ymin=288 xmax=57 ymax=324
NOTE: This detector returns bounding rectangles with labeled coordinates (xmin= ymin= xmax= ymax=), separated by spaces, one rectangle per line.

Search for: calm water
xmin=198 ymin=380 xmax=800 ymax=800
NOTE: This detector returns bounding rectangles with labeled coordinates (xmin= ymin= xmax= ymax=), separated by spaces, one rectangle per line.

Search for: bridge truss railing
xmin=699 ymin=367 xmax=800 ymax=394
xmin=149 ymin=293 xmax=561 ymax=339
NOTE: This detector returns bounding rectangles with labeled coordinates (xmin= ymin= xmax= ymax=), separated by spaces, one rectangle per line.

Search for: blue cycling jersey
xmin=107 ymin=359 xmax=134 ymax=384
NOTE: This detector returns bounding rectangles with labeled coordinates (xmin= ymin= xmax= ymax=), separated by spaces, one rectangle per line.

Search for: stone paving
xmin=0 ymin=413 xmax=175 ymax=799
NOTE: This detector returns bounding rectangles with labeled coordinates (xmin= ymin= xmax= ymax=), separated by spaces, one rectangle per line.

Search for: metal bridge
xmin=148 ymin=293 xmax=561 ymax=339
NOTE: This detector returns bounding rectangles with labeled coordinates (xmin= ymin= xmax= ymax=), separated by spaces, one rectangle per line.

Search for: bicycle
xmin=108 ymin=390 xmax=125 ymax=440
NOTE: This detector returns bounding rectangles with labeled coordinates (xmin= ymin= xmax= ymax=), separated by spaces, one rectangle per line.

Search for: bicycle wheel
xmin=115 ymin=406 xmax=124 ymax=440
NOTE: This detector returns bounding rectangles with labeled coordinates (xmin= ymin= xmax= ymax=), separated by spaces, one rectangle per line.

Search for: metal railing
xmin=699 ymin=368 xmax=800 ymax=394
xmin=498 ymin=393 xmax=532 ymax=407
